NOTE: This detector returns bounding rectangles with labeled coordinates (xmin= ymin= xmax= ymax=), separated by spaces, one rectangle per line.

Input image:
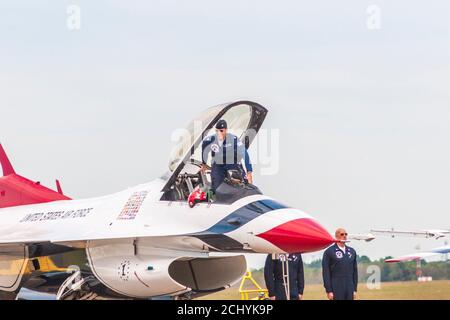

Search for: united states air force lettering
xmin=20 ymin=208 xmax=94 ymax=222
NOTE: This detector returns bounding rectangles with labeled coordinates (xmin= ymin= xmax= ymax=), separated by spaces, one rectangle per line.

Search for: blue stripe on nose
xmin=201 ymin=199 xmax=288 ymax=235
xmin=190 ymin=199 xmax=289 ymax=252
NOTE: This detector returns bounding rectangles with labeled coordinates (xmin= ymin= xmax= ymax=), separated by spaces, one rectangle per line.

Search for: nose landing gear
xmin=56 ymin=269 xmax=97 ymax=300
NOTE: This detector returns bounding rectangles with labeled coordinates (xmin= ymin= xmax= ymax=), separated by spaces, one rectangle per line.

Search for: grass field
xmin=199 ymin=280 xmax=450 ymax=300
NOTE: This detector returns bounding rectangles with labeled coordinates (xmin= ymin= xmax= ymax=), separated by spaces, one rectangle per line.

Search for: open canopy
xmin=164 ymin=101 xmax=268 ymax=191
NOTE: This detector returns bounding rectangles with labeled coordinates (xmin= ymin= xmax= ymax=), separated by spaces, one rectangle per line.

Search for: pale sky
xmin=1 ymin=1 xmax=449 ymax=268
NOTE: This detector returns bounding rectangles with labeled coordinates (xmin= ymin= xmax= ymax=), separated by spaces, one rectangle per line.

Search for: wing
xmin=385 ymin=245 xmax=450 ymax=263
xmin=371 ymin=228 xmax=450 ymax=239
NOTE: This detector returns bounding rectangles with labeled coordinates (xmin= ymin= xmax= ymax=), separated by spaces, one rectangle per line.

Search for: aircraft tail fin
xmin=0 ymin=144 xmax=16 ymax=176
xmin=56 ymin=179 xmax=64 ymax=195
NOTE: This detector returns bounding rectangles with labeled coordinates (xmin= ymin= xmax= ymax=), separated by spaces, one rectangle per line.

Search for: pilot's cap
xmin=215 ymin=119 xmax=227 ymax=129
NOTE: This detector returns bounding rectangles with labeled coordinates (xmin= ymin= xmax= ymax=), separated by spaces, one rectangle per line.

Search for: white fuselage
xmin=0 ymin=177 xmax=330 ymax=298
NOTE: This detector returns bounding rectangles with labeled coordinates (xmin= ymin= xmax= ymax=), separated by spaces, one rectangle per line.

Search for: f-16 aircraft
xmin=347 ymin=233 xmax=376 ymax=242
xmin=385 ymin=244 xmax=450 ymax=263
xmin=371 ymin=228 xmax=449 ymax=263
xmin=0 ymin=101 xmax=335 ymax=300
xmin=371 ymin=228 xmax=450 ymax=240
xmin=385 ymin=243 xmax=450 ymax=282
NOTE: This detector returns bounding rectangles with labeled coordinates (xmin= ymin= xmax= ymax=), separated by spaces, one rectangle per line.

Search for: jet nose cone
xmin=256 ymin=218 xmax=335 ymax=253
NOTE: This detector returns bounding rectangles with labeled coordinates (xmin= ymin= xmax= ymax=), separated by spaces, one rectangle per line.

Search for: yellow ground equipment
xmin=238 ymin=270 xmax=268 ymax=300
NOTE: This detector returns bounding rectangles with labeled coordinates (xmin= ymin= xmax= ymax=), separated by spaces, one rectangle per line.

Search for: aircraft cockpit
xmin=160 ymin=101 xmax=268 ymax=205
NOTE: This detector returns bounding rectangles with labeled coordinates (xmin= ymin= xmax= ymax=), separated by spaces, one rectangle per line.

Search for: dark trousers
xmin=274 ymin=282 xmax=300 ymax=300
xmin=331 ymin=277 xmax=354 ymax=300
xmin=211 ymin=163 xmax=243 ymax=192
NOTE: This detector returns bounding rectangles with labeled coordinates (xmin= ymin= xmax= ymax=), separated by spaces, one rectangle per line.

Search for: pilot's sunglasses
xmin=340 ymin=233 xmax=348 ymax=236
xmin=216 ymin=129 xmax=225 ymax=132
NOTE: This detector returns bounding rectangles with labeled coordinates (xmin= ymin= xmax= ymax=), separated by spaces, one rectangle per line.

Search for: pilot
xmin=201 ymin=119 xmax=253 ymax=193
xmin=264 ymin=253 xmax=304 ymax=300
xmin=322 ymin=228 xmax=358 ymax=300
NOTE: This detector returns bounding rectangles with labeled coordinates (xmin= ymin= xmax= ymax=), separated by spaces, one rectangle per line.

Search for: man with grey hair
xmin=322 ymin=228 xmax=358 ymax=300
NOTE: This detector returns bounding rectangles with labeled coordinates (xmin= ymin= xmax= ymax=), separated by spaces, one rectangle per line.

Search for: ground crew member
xmin=264 ymin=253 xmax=304 ymax=300
xmin=201 ymin=119 xmax=253 ymax=192
xmin=322 ymin=228 xmax=358 ymax=300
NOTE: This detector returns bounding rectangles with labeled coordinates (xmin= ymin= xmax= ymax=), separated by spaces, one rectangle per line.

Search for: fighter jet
xmin=385 ymin=244 xmax=450 ymax=263
xmin=0 ymin=101 xmax=334 ymax=300
xmin=371 ymin=228 xmax=450 ymax=240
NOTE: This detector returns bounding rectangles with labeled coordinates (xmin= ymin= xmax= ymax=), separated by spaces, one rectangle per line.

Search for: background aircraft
xmin=372 ymin=228 xmax=449 ymax=280
xmin=371 ymin=228 xmax=450 ymax=240
xmin=385 ymin=244 xmax=450 ymax=263
xmin=371 ymin=228 xmax=449 ymax=262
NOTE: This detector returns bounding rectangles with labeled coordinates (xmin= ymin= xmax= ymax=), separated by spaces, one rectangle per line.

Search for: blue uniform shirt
xmin=264 ymin=253 xmax=305 ymax=300
xmin=322 ymin=243 xmax=358 ymax=299
xmin=201 ymin=133 xmax=253 ymax=172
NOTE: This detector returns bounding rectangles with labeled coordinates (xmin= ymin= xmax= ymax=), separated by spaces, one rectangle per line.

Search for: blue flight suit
xmin=201 ymin=133 xmax=253 ymax=192
xmin=322 ymin=244 xmax=358 ymax=300
xmin=264 ymin=253 xmax=304 ymax=300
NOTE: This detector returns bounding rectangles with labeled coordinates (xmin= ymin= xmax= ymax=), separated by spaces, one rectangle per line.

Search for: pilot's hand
xmin=298 ymin=294 xmax=303 ymax=300
xmin=246 ymin=171 xmax=253 ymax=184
xmin=327 ymin=292 xmax=334 ymax=300
xmin=353 ymin=292 xmax=357 ymax=300
xmin=200 ymin=164 xmax=207 ymax=173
